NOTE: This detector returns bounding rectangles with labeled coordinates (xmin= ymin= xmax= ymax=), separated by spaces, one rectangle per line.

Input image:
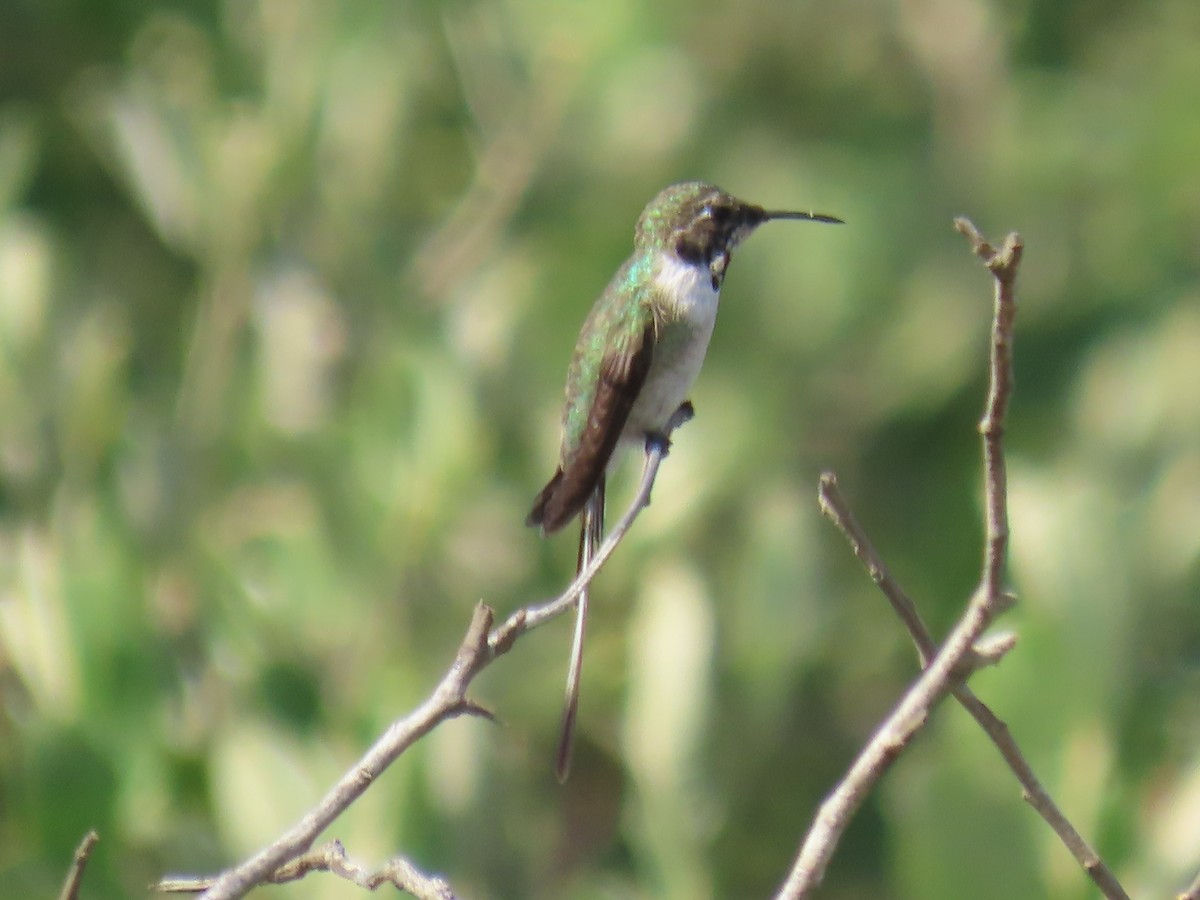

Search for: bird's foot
xmin=644 ymin=401 xmax=695 ymax=456
xmin=669 ymin=400 xmax=695 ymax=431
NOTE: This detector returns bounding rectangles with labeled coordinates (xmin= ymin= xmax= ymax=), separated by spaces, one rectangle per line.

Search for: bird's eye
xmin=710 ymin=205 xmax=731 ymax=223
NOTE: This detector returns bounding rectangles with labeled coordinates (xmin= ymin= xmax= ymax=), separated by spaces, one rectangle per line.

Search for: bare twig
xmin=954 ymin=217 xmax=1021 ymax=602
xmin=1181 ymin=870 xmax=1200 ymax=900
xmin=154 ymin=410 xmax=690 ymax=900
xmin=774 ymin=219 xmax=1026 ymax=899
xmin=774 ymin=570 xmax=1007 ymax=898
xmin=816 ymin=474 xmax=936 ymax=667
xmin=156 ymin=841 xmax=456 ymax=898
xmin=818 ymin=474 xmax=1129 ymax=900
xmin=58 ymin=830 xmax=100 ymax=900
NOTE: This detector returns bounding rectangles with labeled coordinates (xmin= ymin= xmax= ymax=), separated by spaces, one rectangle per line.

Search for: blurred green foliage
xmin=1 ymin=1 xmax=1199 ymax=898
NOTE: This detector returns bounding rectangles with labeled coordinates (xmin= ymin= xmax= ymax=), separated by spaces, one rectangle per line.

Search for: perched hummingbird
xmin=527 ymin=181 xmax=842 ymax=780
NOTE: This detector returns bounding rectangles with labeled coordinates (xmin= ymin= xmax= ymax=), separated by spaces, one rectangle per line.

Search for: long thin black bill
xmin=763 ymin=210 xmax=844 ymax=225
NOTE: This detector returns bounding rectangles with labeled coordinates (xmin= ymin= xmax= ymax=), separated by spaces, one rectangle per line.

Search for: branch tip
xmin=955 ymin=217 xmax=1024 ymax=283
xmin=972 ymin=631 xmax=1018 ymax=664
xmin=453 ymin=603 xmax=495 ymax=675
xmin=58 ymin=830 xmax=100 ymax=900
xmin=777 ymin=221 xmax=1129 ymax=900
xmin=954 ymin=216 xmax=993 ymax=258
xmin=458 ymin=699 xmax=499 ymax=722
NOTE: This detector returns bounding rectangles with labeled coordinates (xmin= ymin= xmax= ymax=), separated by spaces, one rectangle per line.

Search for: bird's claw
xmin=645 ymin=401 xmax=695 ymax=455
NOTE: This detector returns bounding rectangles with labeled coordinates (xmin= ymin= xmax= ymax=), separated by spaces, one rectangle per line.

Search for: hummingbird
xmin=527 ymin=180 xmax=842 ymax=781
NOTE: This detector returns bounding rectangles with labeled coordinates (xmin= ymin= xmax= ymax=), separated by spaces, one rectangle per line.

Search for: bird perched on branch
xmin=528 ymin=180 xmax=842 ymax=781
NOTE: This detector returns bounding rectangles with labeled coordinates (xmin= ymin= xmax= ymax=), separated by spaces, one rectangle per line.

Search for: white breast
xmin=622 ymin=254 xmax=721 ymax=440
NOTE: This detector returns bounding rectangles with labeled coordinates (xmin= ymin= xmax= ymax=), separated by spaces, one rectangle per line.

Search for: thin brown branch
xmin=773 ymin=218 xmax=1028 ymax=899
xmin=154 ymin=410 xmax=690 ymax=900
xmin=58 ymin=830 xmax=99 ymax=900
xmin=491 ymin=402 xmax=694 ymax=645
xmin=773 ymin=569 xmax=1003 ymax=899
xmin=156 ymin=841 xmax=456 ymax=899
xmin=817 ymin=473 xmax=935 ymax=666
xmin=818 ymin=473 xmax=1129 ymax=900
xmin=955 ymin=216 xmax=1022 ymax=602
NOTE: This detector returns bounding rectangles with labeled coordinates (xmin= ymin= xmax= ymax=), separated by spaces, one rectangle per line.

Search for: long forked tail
xmin=555 ymin=475 xmax=604 ymax=782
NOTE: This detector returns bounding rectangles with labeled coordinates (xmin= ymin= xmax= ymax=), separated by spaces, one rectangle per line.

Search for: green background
xmin=2 ymin=1 xmax=1199 ymax=898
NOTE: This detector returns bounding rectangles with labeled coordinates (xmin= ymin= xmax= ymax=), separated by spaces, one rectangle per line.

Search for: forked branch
xmin=154 ymin=408 xmax=693 ymax=900
xmin=775 ymin=220 xmax=1126 ymax=900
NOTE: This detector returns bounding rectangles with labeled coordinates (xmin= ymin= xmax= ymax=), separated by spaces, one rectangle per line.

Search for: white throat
xmin=653 ymin=253 xmax=720 ymax=324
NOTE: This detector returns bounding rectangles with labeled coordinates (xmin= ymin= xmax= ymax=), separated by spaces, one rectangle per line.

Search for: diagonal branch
xmin=155 ymin=841 xmax=456 ymax=898
xmin=818 ymin=473 xmax=1129 ymax=900
xmin=774 ymin=219 xmax=1029 ymax=899
xmin=773 ymin=562 xmax=1011 ymax=899
xmin=154 ymin=409 xmax=692 ymax=900
xmin=57 ymin=830 xmax=100 ymax=900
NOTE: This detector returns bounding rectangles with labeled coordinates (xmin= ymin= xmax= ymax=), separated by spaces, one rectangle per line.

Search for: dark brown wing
xmin=527 ymin=319 xmax=654 ymax=534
